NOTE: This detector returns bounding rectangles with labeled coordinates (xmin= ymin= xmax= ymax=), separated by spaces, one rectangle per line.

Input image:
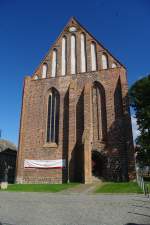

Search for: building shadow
xmin=104 ymin=78 xmax=134 ymax=182
xmin=132 ymin=199 xmax=150 ymax=203
xmin=62 ymin=88 xmax=69 ymax=183
xmin=132 ymin=205 xmax=150 ymax=209
xmin=91 ymin=78 xmax=134 ymax=182
xmin=125 ymin=224 xmax=150 ymax=225
xmin=69 ymin=90 xmax=84 ymax=183
xmin=63 ymin=77 xmax=134 ymax=183
xmin=128 ymin=211 xmax=150 ymax=218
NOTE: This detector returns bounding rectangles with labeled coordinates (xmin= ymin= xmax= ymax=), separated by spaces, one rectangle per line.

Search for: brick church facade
xmin=16 ymin=17 xmax=134 ymax=184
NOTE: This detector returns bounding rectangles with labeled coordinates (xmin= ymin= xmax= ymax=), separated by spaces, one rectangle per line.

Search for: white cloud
xmin=131 ymin=116 xmax=140 ymax=142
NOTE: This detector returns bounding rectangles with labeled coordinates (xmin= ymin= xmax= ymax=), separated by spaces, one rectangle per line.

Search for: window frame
xmin=42 ymin=63 xmax=48 ymax=78
xmin=102 ymin=53 xmax=108 ymax=70
xmin=91 ymin=42 xmax=97 ymax=71
xmin=46 ymin=88 xmax=60 ymax=145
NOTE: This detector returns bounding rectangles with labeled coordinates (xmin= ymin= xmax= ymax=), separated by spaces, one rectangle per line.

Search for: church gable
xmin=17 ymin=17 xmax=134 ymax=185
xmin=32 ymin=17 xmax=124 ymax=80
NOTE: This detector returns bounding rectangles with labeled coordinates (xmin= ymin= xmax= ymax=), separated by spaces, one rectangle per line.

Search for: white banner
xmin=24 ymin=159 xmax=66 ymax=168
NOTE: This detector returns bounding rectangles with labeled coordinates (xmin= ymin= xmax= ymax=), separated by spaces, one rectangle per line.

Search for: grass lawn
xmin=145 ymin=182 xmax=150 ymax=190
xmin=143 ymin=177 xmax=150 ymax=192
xmin=95 ymin=182 xmax=143 ymax=194
xmin=0 ymin=183 xmax=79 ymax=193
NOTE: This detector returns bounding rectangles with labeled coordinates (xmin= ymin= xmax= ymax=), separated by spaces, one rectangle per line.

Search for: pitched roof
xmin=0 ymin=139 xmax=17 ymax=153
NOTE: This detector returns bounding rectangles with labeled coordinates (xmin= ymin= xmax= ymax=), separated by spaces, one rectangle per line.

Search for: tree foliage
xmin=129 ymin=75 xmax=150 ymax=165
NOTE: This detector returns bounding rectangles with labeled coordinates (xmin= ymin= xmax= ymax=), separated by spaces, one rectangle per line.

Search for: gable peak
xmin=63 ymin=16 xmax=85 ymax=34
xmin=67 ymin=16 xmax=80 ymax=26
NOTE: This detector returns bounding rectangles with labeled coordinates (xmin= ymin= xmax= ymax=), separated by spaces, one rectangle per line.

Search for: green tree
xmin=129 ymin=75 xmax=150 ymax=165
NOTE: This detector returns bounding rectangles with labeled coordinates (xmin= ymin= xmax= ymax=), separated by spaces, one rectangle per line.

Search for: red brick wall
xmin=16 ymin=18 xmax=134 ymax=183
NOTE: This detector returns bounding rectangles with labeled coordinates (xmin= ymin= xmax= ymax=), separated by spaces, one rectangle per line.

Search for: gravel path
xmin=0 ymin=192 xmax=150 ymax=225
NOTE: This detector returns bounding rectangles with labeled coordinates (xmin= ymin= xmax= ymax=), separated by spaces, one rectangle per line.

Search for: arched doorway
xmin=92 ymin=150 xmax=104 ymax=179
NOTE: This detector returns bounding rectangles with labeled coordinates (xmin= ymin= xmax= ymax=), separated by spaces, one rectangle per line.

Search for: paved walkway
xmin=0 ymin=190 xmax=150 ymax=225
xmin=60 ymin=181 xmax=101 ymax=194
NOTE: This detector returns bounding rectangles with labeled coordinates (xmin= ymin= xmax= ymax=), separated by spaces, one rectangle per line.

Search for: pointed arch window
xmin=62 ymin=36 xmax=67 ymax=76
xmin=91 ymin=42 xmax=97 ymax=71
xmin=112 ymin=62 xmax=117 ymax=68
xmin=47 ymin=88 xmax=60 ymax=143
xmin=92 ymin=82 xmax=107 ymax=141
xmin=114 ymin=78 xmax=123 ymax=120
xmin=102 ymin=53 xmax=108 ymax=69
xmin=80 ymin=33 xmax=86 ymax=73
xmin=34 ymin=75 xmax=39 ymax=80
xmin=51 ymin=49 xmax=57 ymax=77
xmin=71 ymin=34 xmax=76 ymax=74
xmin=42 ymin=63 xmax=48 ymax=78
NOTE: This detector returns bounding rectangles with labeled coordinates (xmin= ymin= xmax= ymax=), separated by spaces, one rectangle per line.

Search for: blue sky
xmin=0 ymin=0 xmax=149 ymax=145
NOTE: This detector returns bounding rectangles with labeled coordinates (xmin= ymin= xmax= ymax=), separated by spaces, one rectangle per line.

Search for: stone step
xmin=92 ymin=176 xmax=102 ymax=183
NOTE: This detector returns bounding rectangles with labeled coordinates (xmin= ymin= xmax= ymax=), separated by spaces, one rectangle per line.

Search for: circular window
xmin=69 ymin=26 xmax=77 ymax=32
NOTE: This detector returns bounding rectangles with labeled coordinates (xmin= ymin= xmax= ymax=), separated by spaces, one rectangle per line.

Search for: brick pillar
xmin=16 ymin=76 xmax=31 ymax=183
xmin=68 ymin=80 xmax=77 ymax=182
xmin=119 ymin=69 xmax=135 ymax=179
xmin=83 ymin=83 xmax=93 ymax=184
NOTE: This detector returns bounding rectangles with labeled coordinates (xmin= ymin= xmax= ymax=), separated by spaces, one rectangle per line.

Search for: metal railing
xmin=136 ymin=164 xmax=149 ymax=198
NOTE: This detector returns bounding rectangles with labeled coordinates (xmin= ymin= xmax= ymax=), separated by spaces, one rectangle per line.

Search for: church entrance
xmin=92 ymin=150 xmax=103 ymax=179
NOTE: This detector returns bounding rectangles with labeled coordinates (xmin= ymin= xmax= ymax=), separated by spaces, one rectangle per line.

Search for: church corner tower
xmin=16 ymin=17 xmax=135 ymax=184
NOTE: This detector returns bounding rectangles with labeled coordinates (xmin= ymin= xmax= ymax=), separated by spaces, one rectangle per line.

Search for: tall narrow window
xmin=92 ymin=82 xmax=107 ymax=141
xmin=80 ymin=33 xmax=86 ymax=73
xmin=114 ymin=78 xmax=123 ymax=120
xmin=102 ymin=53 xmax=108 ymax=69
xmin=42 ymin=63 xmax=48 ymax=78
xmin=112 ymin=62 xmax=117 ymax=68
xmin=47 ymin=88 xmax=60 ymax=143
xmin=91 ymin=42 xmax=97 ymax=71
xmin=62 ymin=36 xmax=67 ymax=76
xmin=34 ymin=75 xmax=39 ymax=80
xmin=51 ymin=49 xmax=57 ymax=77
xmin=71 ymin=34 xmax=76 ymax=74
